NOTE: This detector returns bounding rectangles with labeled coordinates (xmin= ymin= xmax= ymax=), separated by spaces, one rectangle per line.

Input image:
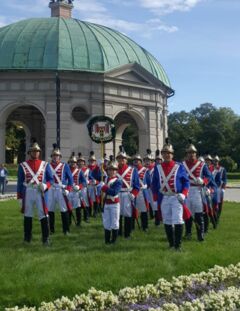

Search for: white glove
xmin=63 ymin=189 xmax=69 ymax=196
xmin=61 ymin=184 xmax=66 ymax=189
xmin=73 ymin=185 xmax=80 ymax=192
xmin=196 ymin=177 xmax=204 ymax=185
xmin=38 ymin=182 xmax=47 ymax=192
xmin=129 ymin=193 xmax=135 ymax=201
xmin=222 ymin=189 xmax=225 ymax=193
xmin=205 ymin=188 xmax=211 ymax=196
xmin=97 ymin=181 xmax=105 ymax=190
xmin=177 ymin=193 xmax=185 ymax=204
xmin=18 ymin=199 xmax=23 ymax=208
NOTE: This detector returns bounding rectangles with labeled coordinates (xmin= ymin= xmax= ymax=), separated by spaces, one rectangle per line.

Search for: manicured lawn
xmin=0 ymin=201 xmax=239 ymax=310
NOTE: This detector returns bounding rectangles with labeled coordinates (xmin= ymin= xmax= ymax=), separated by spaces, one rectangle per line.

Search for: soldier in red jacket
xmin=116 ymin=146 xmax=140 ymax=239
xmin=17 ymin=142 xmax=53 ymax=245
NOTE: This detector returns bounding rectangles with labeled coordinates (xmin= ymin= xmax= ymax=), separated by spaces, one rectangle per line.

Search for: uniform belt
xmin=23 ymin=182 xmax=38 ymax=189
xmin=120 ymin=189 xmax=132 ymax=192
xmin=52 ymin=184 xmax=63 ymax=189
xmin=160 ymin=191 xmax=175 ymax=196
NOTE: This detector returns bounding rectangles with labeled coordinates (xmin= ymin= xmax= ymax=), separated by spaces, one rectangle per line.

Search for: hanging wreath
xmin=87 ymin=116 xmax=116 ymax=144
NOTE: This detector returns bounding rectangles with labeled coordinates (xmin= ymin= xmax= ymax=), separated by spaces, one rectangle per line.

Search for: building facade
xmin=0 ymin=1 xmax=174 ymax=162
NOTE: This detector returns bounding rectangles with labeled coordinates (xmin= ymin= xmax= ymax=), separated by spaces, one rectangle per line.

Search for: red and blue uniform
xmin=17 ymin=159 xmax=53 ymax=218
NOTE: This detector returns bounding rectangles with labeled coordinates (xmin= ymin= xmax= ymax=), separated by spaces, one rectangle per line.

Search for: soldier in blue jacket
xmin=152 ymin=139 xmax=190 ymax=251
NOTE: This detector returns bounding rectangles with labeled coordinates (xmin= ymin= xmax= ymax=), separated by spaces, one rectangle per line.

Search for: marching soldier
xmin=143 ymin=149 xmax=156 ymax=222
xmin=152 ymin=139 xmax=190 ymax=251
xmin=88 ymin=151 xmax=101 ymax=217
xmin=77 ymin=153 xmax=91 ymax=222
xmin=116 ymin=146 xmax=140 ymax=239
xmin=68 ymin=153 xmax=87 ymax=226
xmin=17 ymin=142 xmax=53 ymax=245
xmin=101 ymin=159 xmax=122 ymax=244
xmin=205 ymin=154 xmax=219 ymax=228
xmin=48 ymin=144 xmax=73 ymax=235
xmin=213 ymin=155 xmax=227 ymax=221
xmin=182 ymin=142 xmax=214 ymax=241
xmin=133 ymin=153 xmax=151 ymax=232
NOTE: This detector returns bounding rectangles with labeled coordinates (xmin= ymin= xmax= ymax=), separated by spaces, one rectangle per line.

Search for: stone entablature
xmin=0 ymin=66 xmax=169 ymax=162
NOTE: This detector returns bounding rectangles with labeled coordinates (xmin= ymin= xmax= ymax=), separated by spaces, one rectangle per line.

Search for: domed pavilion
xmin=0 ymin=0 xmax=174 ymax=162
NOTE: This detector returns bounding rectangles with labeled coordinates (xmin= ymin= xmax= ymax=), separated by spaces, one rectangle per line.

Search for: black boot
xmin=209 ymin=213 xmax=217 ymax=229
xmin=84 ymin=207 xmax=90 ymax=222
xmin=76 ymin=207 xmax=81 ymax=226
xmin=217 ymin=202 xmax=223 ymax=222
xmin=154 ymin=211 xmax=160 ymax=226
xmin=61 ymin=212 xmax=70 ymax=235
xmin=141 ymin=212 xmax=148 ymax=231
xmin=131 ymin=217 xmax=135 ymax=231
xmin=184 ymin=217 xmax=193 ymax=240
xmin=69 ymin=210 xmax=72 ymax=226
xmin=149 ymin=205 xmax=154 ymax=219
xmin=41 ymin=217 xmax=50 ymax=246
xmin=24 ymin=217 xmax=32 ymax=242
xmin=93 ymin=202 xmax=98 ymax=217
xmin=195 ymin=213 xmax=204 ymax=242
xmin=48 ymin=211 xmax=55 ymax=234
xmin=124 ymin=217 xmax=132 ymax=238
xmin=174 ymin=224 xmax=183 ymax=251
xmin=111 ymin=229 xmax=118 ymax=244
xmin=164 ymin=224 xmax=174 ymax=248
xmin=203 ymin=213 xmax=209 ymax=233
xmin=118 ymin=216 xmax=123 ymax=236
xmin=104 ymin=229 xmax=111 ymax=244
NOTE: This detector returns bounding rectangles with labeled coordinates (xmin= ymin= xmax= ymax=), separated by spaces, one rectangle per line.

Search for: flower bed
xmin=5 ymin=263 xmax=240 ymax=311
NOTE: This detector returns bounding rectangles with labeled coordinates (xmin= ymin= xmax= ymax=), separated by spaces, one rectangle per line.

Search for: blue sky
xmin=0 ymin=0 xmax=240 ymax=115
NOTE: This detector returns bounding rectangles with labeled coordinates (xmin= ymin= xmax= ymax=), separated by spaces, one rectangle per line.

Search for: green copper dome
xmin=0 ymin=17 xmax=171 ymax=88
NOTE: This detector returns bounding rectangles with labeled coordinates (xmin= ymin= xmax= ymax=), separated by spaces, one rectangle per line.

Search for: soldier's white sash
xmin=22 ymin=161 xmax=47 ymax=185
xmin=183 ymin=160 xmax=201 ymax=182
xmin=117 ymin=166 xmax=132 ymax=190
xmin=138 ymin=167 xmax=147 ymax=189
xmin=50 ymin=162 xmax=64 ymax=187
xmin=158 ymin=164 xmax=179 ymax=194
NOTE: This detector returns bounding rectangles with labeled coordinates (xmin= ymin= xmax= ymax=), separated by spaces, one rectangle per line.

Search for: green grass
xmin=0 ymin=201 xmax=240 ymax=310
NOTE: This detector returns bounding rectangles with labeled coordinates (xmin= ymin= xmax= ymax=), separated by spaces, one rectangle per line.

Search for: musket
xmin=131 ymin=200 xmax=141 ymax=230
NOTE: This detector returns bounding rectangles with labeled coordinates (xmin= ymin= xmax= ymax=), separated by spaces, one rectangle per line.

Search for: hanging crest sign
xmin=87 ymin=116 xmax=116 ymax=144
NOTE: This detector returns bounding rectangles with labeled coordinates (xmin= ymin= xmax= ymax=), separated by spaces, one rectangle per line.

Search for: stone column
xmin=0 ymin=121 xmax=5 ymax=163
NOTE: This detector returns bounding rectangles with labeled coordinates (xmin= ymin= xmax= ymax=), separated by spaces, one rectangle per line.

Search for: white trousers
xmin=88 ymin=185 xmax=97 ymax=202
xmin=68 ymin=191 xmax=80 ymax=209
xmin=161 ymin=195 xmax=183 ymax=225
xmin=102 ymin=203 xmax=120 ymax=230
xmin=148 ymin=189 xmax=156 ymax=211
xmin=216 ymin=188 xmax=224 ymax=203
xmin=136 ymin=190 xmax=147 ymax=212
xmin=119 ymin=192 xmax=132 ymax=217
xmin=48 ymin=186 xmax=68 ymax=212
xmin=81 ymin=187 xmax=89 ymax=206
xmin=24 ymin=188 xmax=47 ymax=220
xmin=186 ymin=186 xmax=203 ymax=215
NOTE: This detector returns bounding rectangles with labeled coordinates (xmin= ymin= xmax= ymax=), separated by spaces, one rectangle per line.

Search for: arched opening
xmin=114 ymin=111 xmax=148 ymax=155
xmin=5 ymin=106 xmax=46 ymax=163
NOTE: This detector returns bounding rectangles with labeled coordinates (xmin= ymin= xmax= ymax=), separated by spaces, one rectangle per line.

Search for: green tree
xmin=5 ymin=122 xmax=25 ymax=163
xmin=122 ymin=124 xmax=138 ymax=156
xmin=168 ymin=103 xmax=239 ymax=164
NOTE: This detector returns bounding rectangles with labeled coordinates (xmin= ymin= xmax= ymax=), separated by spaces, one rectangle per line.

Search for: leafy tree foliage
xmin=168 ymin=103 xmax=239 ymax=170
xmin=122 ymin=124 xmax=139 ymax=156
xmin=5 ymin=122 xmax=25 ymax=163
